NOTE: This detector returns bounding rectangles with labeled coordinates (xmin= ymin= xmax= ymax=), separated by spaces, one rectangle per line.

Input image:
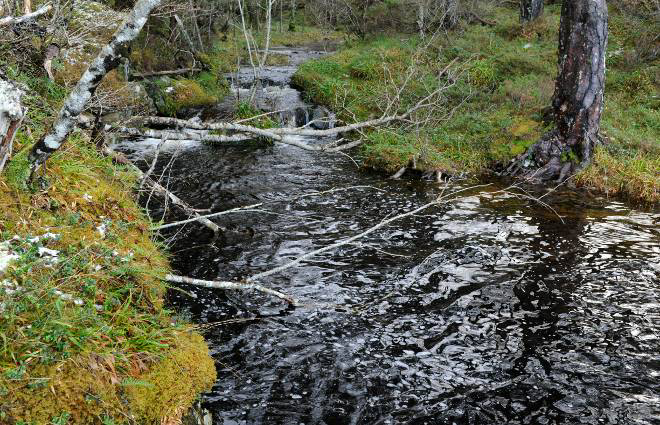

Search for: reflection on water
xmin=114 ymin=53 xmax=660 ymax=424
xmin=116 ymin=136 xmax=659 ymax=424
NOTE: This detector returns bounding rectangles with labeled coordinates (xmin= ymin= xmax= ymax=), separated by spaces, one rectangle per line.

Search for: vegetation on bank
xmin=0 ymin=133 xmax=216 ymax=423
xmin=0 ymin=15 xmax=216 ymax=424
xmin=292 ymin=3 xmax=659 ymax=204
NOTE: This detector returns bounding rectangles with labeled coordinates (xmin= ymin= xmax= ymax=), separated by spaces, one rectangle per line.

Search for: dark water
xmin=114 ymin=51 xmax=660 ymax=425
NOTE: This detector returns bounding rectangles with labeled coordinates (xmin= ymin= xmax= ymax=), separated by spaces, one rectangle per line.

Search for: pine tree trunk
xmin=520 ymin=0 xmax=543 ymax=23
xmin=509 ymin=0 xmax=607 ymax=182
xmin=553 ymin=0 xmax=607 ymax=163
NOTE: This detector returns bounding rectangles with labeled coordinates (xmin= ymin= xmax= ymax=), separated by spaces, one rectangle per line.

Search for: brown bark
xmin=509 ymin=0 xmax=607 ymax=182
xmin=520 ymin=0 xmax=543 ymax=22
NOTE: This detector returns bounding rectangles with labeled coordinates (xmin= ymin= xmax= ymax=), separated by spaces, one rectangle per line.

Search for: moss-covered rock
xmin=146 ymin=77 xmax=227 ymax=117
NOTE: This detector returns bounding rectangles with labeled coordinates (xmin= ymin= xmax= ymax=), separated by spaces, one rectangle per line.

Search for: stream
xmin=113 ymin=48 xmax=660 ymax=425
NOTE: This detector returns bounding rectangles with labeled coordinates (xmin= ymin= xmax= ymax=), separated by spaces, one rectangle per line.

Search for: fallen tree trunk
xmin=165 ymin=274 xmax=299 ymax=306
xmin=131 ymin=68 xmax=201 ymax=78
xmin=0 ymin=2 xmax=51 ymax=26
xmin=0 ymin=79 xmax=25 ymax=173
xmin=116 ymin=125 xmax=364 ymax=152
xmin=27 ymin=0 xmax=161 ymax=177
xmin=115 ymin=81 xmax=450 ymax=151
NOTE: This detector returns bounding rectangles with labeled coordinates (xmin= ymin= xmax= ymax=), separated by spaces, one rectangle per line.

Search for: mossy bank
xmin=0 ymin=134 xmax=216 ymax=423
xmin=292 ymin=3 xmax=659 ymax=204
xmin=0 ymin=1 xmax=217 ymax=423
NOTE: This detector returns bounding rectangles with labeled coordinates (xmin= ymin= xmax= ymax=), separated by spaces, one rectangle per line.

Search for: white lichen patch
xmin=0 ymin=233 xmax=62 ymax=276
xmin=0 ymin=79 xmax=25 ymax=121
xmin=96 ymin=217 xmax=112 ymax=238
xmin=0 ymin=242 xmax=19 ymax=275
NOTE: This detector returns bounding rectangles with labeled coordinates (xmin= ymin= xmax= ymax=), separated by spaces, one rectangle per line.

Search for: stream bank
xmin=0 ymin=134 xmax=216 ymax=424
xmin=117 ymin=46 xmax=660 ymax=425
xmin=291 ymin=4 xmax=659 ymax=205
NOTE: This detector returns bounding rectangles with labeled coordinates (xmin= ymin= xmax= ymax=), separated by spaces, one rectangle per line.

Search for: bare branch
xmin=131 ymin=68 xmax=200 ymax=78
xmin=102 ymin=146 xmax=222 ymax=236
xmin=247 ymin=183 xmax=492 ymax=282
xmin=153 ymin=185 xmax=385 ymax=230
xmin=0 ymin=2 xmax=51 ymax=26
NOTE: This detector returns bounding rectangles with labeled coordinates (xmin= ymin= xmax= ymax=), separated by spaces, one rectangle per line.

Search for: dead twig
xmin=102 ymin=146 xmax=222 ymax=237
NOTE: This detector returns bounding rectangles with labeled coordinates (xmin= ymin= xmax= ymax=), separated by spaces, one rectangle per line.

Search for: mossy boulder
xmin=146 ymin=76 xmax=227 ymax=117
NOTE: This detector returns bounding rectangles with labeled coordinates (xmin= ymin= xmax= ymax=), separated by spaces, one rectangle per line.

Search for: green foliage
xmin=348 ymin=54 xmax=380 ymax=80
xmin=50 ymin=412 xmax=71 ymax=425
xmin=234 ymin=102 xmax=278 ymax=128
xmin=469 ymin=59 xmax=496 ymax=88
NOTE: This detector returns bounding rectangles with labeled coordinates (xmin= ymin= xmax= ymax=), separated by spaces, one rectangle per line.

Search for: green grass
xmin=292 ymin=3 xmax=659 ymax=204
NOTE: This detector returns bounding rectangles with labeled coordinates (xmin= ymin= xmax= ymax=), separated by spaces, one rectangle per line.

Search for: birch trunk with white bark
xmin=27 ymin=0 xmax=161 ymax=177
xmin=0 ymin=79 xmax=25 ymax=173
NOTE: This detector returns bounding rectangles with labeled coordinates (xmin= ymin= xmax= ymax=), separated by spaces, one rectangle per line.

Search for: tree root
xmin=504 ymin=130 xmax=591 ymax=183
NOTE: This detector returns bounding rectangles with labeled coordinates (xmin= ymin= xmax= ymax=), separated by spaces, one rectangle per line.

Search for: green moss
xmin=348 ymin=54 xmax=381 ymax=80
xmin=469 ymin=59 xmax=497 ymax=88
xmin=125 ymin=332 xmax=216 ymax=424
xmin=4 ymin=143 xmax=31 ymax=191
xmin=0 ymin=133 xmax=216 ymax=423
xmin=148 ymin=78 xmax=225 ymax=117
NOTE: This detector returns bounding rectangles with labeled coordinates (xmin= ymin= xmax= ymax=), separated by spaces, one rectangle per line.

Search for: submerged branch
xmin=165 ymin=274 xmax=299 ymax=306
xmin=102 ymin=146 xmax=222 ymax=236
xmin=246 ymin=183 xmax=491 ymax=283
xmin=154 ymin=185 xmax=386 ymax=230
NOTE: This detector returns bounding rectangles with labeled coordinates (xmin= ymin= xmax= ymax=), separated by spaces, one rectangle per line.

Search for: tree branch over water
xmin=165 ymin=182 xmax=503 ymax=306
xmin=115 ymin=58 xmax=461 ymax=152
